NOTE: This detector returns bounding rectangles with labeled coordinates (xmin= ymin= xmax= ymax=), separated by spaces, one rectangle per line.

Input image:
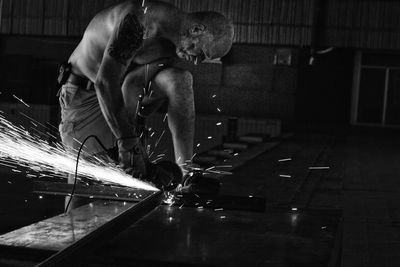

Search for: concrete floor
xmin=340 ymin=132 xmax=400 ymax=267
xmin=0 ymin=129 xmax=399 ymax=266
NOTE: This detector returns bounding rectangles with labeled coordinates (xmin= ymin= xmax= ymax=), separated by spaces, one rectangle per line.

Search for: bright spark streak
xmin=0 ymin=162 xmax=16 ymax=168
xmin=216 ymin=122 xmax=222 ymax=126
xmin=135 ymin=99 xmax=141 ymax=116
xmin=278 ymin=158 xmax=292 ymax=162
xmin=20 ymin=112 xmax=58 ymax=135
xmin=186 ymin=164 xmax=232 ymax=176
xmin=0 ymin=114 xmax=159 ymax=191
xmin=204 ymin=169 xmax=232 ymax=175
xmin=153 ymin=157 xmax=164 ymax=164
xmin=155 ymin=130 xmax=165 ymax=148
xmin=214 ymin=165 xmax=232 ymax=168
xmin=46 ymin=131 xmax=58 ymax=140
xmin=308 ymin=166 xmax=330 ymax=170
xmin=12 ymin=95 xmax=30 ymax=107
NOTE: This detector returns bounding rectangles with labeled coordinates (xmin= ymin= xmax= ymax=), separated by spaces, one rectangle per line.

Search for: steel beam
xmin=36 ymin=191 xmax=164 ymax=267
xmin=32 ymin=181 xmax=153 ymax=202
xmin=33 ymin=181 xmax=266 ymax=212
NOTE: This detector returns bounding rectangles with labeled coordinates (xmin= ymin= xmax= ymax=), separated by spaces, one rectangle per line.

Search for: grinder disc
xmin=151 ymin=161 xmax=183 ymax=191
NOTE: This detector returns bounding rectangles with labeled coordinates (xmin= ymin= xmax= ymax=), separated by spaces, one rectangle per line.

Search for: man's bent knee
xmin=156 ymin=68 xmax=193 ymax=93
xmin=142 ymin=68 xmax=194 ymax=117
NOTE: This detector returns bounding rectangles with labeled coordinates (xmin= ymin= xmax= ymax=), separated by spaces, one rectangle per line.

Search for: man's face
xmin=176 ymin=25 xmax=213 ymax=65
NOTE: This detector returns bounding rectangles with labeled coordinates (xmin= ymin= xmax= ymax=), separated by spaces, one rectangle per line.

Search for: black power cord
xmin=64 ymin=135 xmax=108 ymax=213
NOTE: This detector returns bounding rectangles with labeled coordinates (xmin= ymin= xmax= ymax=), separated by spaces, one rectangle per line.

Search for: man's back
xmin=68 ymin=1 xmax=178 ymax=82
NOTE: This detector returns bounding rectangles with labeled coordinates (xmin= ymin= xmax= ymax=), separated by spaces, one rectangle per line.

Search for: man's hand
xmin=118 ymin=137 xmax=148 ymax=178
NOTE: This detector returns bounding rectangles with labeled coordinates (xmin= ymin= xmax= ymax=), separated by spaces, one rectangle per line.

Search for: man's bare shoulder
xmin=84 ymin=0 xmax=179 ymax=33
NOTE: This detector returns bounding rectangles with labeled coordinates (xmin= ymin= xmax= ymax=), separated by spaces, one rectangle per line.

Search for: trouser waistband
xmin=66 ymin=72 xmax=94 ymax=90
xmin=57 ymin=62 xmax=94 ymax=90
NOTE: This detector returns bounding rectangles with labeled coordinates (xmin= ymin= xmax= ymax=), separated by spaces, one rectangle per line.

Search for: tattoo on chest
xmin=108 ymin=13 xmax=144 ymax=65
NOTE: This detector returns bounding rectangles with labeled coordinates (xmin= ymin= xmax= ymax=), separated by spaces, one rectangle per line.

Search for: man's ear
xmin=189 ymin=24 xmax=206 ymax=36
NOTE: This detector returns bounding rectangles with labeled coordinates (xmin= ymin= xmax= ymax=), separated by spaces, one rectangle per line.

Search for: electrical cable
xmin=64 ymin=135 xmax=108 ymax=213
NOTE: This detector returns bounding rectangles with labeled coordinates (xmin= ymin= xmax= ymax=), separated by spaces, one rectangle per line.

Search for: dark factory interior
xmin=0 ymin=0 xmax=399 ymax=266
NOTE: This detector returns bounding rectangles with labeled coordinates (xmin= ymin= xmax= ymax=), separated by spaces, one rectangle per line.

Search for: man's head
xmin=177 ymin=11 xmax=234 ymax=64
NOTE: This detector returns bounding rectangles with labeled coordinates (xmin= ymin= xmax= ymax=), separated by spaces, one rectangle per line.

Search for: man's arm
xmin=95 ymin=11 xmax=144 ymax=140
xmin=95 ymin=10 xmax=148 ymax=174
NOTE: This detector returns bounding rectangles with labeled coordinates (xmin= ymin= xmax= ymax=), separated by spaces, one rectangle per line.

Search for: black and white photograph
xmin=0 ymin=0 xmax=399 ymax=266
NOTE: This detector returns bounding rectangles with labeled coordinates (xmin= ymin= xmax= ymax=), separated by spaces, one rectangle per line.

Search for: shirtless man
xmin=58 ymin=0 xmax=233 ymax=208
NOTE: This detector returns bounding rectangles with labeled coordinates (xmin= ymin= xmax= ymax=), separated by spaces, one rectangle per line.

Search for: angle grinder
xmin=145 ymin=161 xmax=183 ymax=191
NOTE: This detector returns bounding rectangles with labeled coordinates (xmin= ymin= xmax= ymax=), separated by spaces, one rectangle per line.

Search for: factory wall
xmin=2 ymin=0 xmax=400 ymax=49
xmin=322 ymin=0 xmax=400 ymax=50
xmin=1 ymin=0 xmax=399 ymax=127
xmin=0 ymin=0 xmax=314 ymax=45
xmin=295 ymin=48 xmax=354 ymax=126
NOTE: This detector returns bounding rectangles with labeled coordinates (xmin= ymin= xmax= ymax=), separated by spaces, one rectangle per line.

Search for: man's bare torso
xmin=68 ymin=1 xmax=179 ymax=82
